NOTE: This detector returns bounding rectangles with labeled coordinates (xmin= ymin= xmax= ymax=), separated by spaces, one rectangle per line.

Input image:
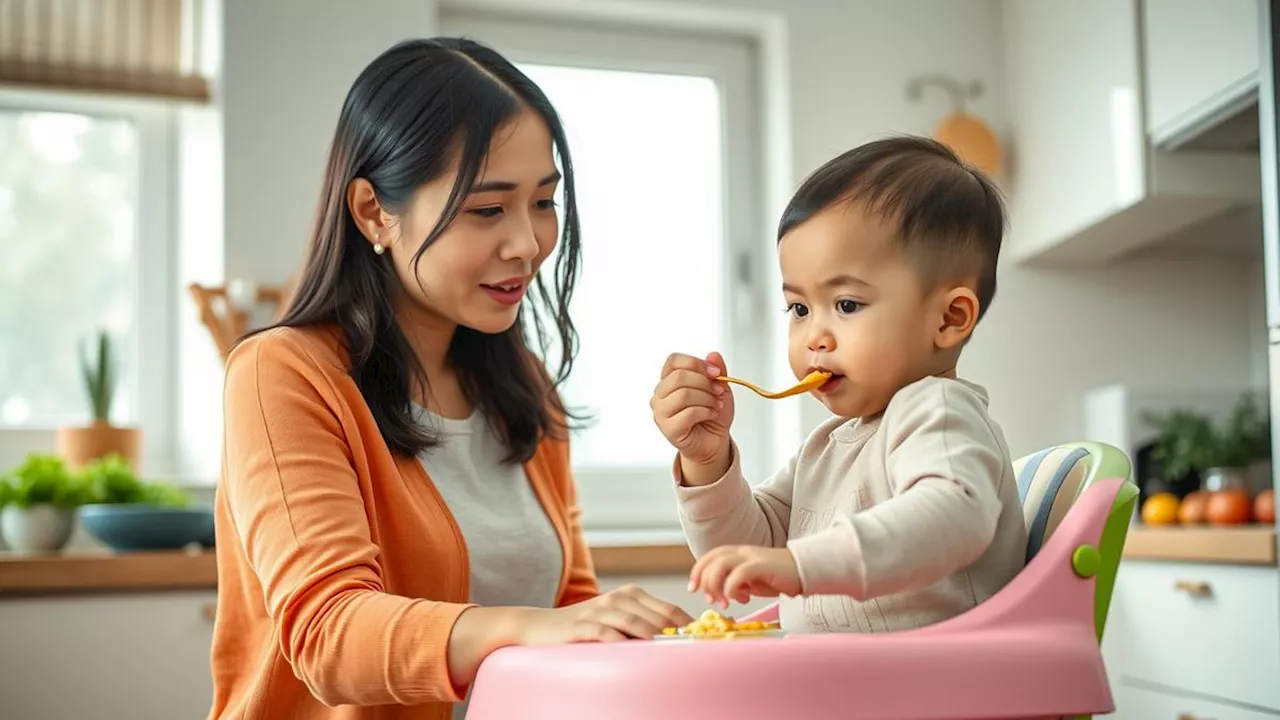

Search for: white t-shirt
xmin=413 ymin=407 xmax=563 ymax=719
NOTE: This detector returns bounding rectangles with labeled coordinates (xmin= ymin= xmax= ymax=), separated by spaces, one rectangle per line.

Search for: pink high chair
xmin=466 ymin=442 xmax=1136 ymax=720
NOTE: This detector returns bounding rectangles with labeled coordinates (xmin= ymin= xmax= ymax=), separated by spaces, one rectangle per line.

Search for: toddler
xmin=650 ymin=136 xmax=1027 ymax=633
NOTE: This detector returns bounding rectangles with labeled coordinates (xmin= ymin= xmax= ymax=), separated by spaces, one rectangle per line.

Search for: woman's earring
xmin=373 ymin=232 xmax=385 ymax=255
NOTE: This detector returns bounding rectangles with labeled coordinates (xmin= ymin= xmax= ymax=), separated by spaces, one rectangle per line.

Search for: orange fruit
xmin=1141 ymin=492 xmax=1180 ymax=526
xmin=1206 ymin=489 xmax=1253 ymax=525
xmin=1256 ymin=489 xmax=1275 ymax=525
xmin=1178 ymin=491 xmax=1209 ymax=524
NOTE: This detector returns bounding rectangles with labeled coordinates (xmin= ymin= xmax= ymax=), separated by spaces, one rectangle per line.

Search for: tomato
xmin=1205 ymin=489 xmax=1253 ymax=525
xmin=1254 ymin=489 xmax=1275 ymax=525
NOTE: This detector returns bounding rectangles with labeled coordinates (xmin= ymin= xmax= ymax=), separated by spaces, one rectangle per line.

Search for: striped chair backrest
xmin=1015 ymin=445 xmax=1094 ymax=562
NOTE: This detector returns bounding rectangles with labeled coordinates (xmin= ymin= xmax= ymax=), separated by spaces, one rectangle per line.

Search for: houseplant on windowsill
xmin=0 ymin=454 xmax=94 ymax=553
xmin=56 ymin=330 xmax=140 ymax=471
xmin=77 ymin=454 xmax=214 ymax=552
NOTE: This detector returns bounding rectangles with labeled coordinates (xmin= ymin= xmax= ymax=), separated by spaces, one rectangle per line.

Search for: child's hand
xmin=651 ymin=351 xmax=734 ymax=479
xmin=689 ymin=545 xmax=802 ymax=608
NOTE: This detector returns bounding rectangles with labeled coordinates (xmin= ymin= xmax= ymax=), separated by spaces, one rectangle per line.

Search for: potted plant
xmin=56 ymin=330 xmax=140 ymax=470
xmin=1142 ymin=394 xmax=1272 ymax=525
xmin=77 ymin=454 xmax=214 ymax=552
xmin=0 ymin=454 xmax=93 ymax=552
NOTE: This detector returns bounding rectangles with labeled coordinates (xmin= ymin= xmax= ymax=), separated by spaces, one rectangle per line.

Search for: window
xmin=522 ymin=64 xmax=727 ymax=470
xmin=444 ymin=12 xmax=773 ymax=530
xmin=0 ymin=109 xmax=140 ymax=427
xmin=0 ymin=90 xmax=175 ymax=472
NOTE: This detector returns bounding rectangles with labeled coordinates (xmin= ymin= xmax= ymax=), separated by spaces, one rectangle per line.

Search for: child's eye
xmin=469 ymin=206 xmax=502 ymax=218
xmin=836 ymin=299 xmax=864 ymax=314
xmin=785 ymin=302 xmax=809 ymax=318
xmin=535 ymin=198 xmax=558 ymax=211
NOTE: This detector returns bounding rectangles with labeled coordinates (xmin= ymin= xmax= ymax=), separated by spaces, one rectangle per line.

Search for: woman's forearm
xmin=446 ymin=606 xmax=539 ymax=692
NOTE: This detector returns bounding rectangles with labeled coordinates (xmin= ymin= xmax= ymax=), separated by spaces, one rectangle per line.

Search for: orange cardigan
xmin=208 ymin=326 xmax=599 ymax=720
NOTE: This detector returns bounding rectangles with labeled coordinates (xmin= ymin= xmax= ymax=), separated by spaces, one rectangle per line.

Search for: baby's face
xmin=778 ymin=203 xmax=940 ymax=419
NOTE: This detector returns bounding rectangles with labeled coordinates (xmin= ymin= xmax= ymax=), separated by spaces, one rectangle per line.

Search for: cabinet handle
xmin=202 ymin=602 xmax=217 ymax=622
xmin=1178 ymin=713 xmax=1215 ymax=720
xmin=1173 ymin=580 xmax=1212 ymax=597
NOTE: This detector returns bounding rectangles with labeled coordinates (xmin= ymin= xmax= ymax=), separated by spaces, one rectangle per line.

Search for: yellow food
xmin=663 ymin=609 xmax=780 ymax=638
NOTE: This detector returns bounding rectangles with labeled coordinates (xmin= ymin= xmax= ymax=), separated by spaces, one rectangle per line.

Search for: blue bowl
xmin=79 ymin=504 xmax=215 ymax=552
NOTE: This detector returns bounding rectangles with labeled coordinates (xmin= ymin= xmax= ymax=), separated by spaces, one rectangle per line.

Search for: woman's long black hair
xmin=264 ymin=37 xmax=582 ymax=463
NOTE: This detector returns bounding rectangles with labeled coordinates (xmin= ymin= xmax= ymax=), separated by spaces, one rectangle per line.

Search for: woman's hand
xmin=522 ymin=584 xmax=694 ymax=644
xmin=447 ymin=586 xmax=693 ymax=691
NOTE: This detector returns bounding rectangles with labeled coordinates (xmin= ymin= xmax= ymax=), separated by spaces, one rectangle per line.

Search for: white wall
xmin=1251 ymin=258 xmax=1270 ymax=391
xmin=214 ymin=0 xmax=1264 ymax=467
xmin=223 ymin=0 xmax=440 ymax=285
xmin=594 ymin=0 xmax=1263 ymax=457
xmin=161 ymin=0 xmax=444 ymax=482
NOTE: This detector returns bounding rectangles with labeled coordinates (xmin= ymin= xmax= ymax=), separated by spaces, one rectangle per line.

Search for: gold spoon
xmin=715 ymin=370 xmax=832 ymax=399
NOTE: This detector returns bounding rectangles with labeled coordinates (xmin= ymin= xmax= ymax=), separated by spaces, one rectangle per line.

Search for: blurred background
xmin=0 ymin=0 xmax=1276 ymax=718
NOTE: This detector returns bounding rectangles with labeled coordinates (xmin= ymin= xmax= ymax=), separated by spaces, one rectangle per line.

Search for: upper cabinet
xmin=1144 ymin=0 xmax=1260 ymax=151
xmin=1001 ymin=0 xmax=1262 ymax=266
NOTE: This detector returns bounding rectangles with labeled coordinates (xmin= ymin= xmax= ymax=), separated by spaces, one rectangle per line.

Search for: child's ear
xmin=934 ymin=286 xmax=980 ymax=350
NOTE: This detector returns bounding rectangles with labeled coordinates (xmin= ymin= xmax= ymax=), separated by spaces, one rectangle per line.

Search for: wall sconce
xmin=906 ymin=74 xmax=1002 ymax=180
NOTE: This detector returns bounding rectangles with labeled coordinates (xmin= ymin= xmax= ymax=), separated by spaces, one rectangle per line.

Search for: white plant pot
xmin=0 ymin=505 xmax=75 ymax=553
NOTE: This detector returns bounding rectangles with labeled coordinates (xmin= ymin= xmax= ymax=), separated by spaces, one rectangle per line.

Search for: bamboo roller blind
xmin=0 ymin=0 xmax=210 ymax=101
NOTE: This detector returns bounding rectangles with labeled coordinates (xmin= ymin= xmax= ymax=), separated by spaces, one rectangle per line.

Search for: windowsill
xmin=583 ymin=528 xmax=687 ymax=547
xmin=0 ymin=537 xmax=696 ymax=596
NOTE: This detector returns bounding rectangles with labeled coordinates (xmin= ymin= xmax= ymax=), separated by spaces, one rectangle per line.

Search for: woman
xmin=208 ymin=38 xmax=692 ymax=720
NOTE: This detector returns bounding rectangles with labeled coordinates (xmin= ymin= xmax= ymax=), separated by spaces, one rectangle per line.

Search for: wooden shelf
xmin=0 ymin=549 xmax=217 ymax=596
xmin=590 ymin=543 xmax=693 ymax=575
xmin=1123 ymin=526 xmax=1277 ymax=566
xmin=0 ymin=543 xmax=696 ymax=596
xmin=6 ymin=529 xmax=1271 ymax=595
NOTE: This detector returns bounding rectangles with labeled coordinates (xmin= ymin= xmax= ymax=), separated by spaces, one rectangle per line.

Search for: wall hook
xmin=906 ymin=75 xmax=984 ymax=113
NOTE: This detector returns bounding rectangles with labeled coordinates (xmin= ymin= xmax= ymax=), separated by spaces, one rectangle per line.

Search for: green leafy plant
xmin=80 ymin=329 xmax=117 ymax=423
xmin=1220 ymin=394 xmax=1272 ymax=468
xmin=137 ymin=482 xmax=191 ymax=508
xmin=79 ymin=454 xmax=189 ymax=507
xmin=0 ymin=454 xmax=94 ymax=509
xmin=1142 ymin=394 xmax=1272 ymax=483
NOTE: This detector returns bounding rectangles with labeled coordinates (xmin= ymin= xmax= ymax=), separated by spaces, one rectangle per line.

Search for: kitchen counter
xmin=1123 ymin=526 xmax=1277 ymax=566
xmin=12 ymin=525 xmax=1268 ymax=595
xmin=0 ymin=542 xmax=697 ymax=596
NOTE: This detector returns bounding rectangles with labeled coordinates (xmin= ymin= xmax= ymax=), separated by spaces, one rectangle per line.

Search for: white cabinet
xmin=1001 ymin=0 xmax=1146 ymax=264
xmin=1143 ymin=0 xmax=1260 ymax=150
xmin=1001 ymin=0 xmax=1260 ymax=266
xmin=1102 ymin=560 xmax=1280 ymax=712
xmin=0 ymin=590 xmax=216 ymax=719
xmin=1113 ymin=682 xmax=1280 ymax=720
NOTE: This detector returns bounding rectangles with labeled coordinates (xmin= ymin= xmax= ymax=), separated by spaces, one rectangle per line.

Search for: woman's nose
xmin=501 ymin=215 xmax=540 ymax=262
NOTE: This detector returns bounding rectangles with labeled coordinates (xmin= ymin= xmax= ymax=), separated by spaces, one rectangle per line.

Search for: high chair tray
xmin=465 ymin=627 xmax=1108 ymax=720
xmin=465 ymin=477 xmax=1130 ymax=720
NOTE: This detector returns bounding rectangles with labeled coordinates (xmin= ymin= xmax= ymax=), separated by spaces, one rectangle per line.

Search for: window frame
xmin=441 ymin=11 xmax=775 ymax=531
xmin=0 ymin=87 xmax=178 ymax=475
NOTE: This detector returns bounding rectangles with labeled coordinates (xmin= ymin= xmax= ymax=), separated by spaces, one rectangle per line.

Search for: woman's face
xmin=378 ymin=106 xmax=561 ymax=335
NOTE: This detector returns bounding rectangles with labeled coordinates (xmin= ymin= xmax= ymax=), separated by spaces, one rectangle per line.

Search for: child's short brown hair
xmin=778 ymin=136 xmax=1006 ymax=321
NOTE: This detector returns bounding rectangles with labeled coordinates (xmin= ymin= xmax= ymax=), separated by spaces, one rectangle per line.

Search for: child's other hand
xmin=689 ymin=545 xmax=801 ymax=608
xmin=651 ymin=351 xmax=734 ymax=474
